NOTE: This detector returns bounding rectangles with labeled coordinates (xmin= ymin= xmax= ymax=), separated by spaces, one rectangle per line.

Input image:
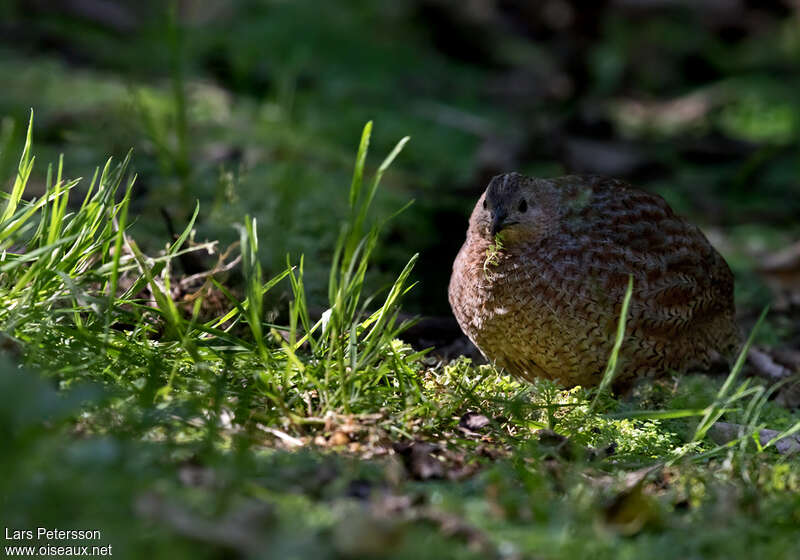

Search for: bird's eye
xmin=483 ymin=199 xmax=487 ymax=210
xmin=518 ymin=199 xmax=528 ymax=213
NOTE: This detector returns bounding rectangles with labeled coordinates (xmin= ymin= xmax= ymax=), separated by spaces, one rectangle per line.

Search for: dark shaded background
xmin=1 ymin=0 xmax=799 ymax=323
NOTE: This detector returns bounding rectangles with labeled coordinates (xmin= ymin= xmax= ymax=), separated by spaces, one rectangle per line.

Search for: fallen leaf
xmin=329 ymin=430 xmax=350 ymax=447
xmin=459 ymin=411 xmax=491 ymax=432
xmin=392 ymin=441 xmax=445 ymax=480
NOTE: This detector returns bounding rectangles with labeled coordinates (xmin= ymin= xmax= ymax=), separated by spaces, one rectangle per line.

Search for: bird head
xmin=472 ymin=172 xmax=558 ymax=245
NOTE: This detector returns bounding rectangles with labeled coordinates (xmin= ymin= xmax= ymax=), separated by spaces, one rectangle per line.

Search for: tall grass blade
xmin=1 ymin=110 xmax=34 ymax=223
xmin=589 ymin=274 xmax=634 ymax=412
xmin=692 ymin=306 xmax=769 ymax=442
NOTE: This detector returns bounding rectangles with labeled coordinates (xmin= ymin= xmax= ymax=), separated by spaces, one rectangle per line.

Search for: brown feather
xmin=448 ymin=173 xmax=740 ymax=389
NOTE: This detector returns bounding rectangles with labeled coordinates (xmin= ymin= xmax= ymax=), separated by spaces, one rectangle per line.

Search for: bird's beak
xmin=490 ymin=211 xmax=508 ymax=237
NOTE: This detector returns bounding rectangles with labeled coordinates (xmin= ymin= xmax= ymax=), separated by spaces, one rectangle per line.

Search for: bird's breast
xmin=464 ymin=253 xmax=537 ymax=331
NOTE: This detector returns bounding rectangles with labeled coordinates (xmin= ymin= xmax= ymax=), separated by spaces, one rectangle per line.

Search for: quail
xmin=448 ymin=173 xmax=740 ymax=389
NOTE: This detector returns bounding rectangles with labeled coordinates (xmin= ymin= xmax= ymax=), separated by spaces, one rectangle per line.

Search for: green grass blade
xmin=590 ymin=274 xmax=634 ymax=412
xmin=1 ymin=110 xmax=34 ymax=223
xmin=692 ymin=306 xmax=768 ymax=443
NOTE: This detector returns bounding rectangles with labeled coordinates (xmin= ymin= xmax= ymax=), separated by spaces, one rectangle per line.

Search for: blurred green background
xmin=1 ymin=0 xmax=799 ymax=315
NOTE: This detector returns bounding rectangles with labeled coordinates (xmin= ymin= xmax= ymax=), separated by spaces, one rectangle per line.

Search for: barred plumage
xmin=448 ymin=173 xmax=739 ymax=389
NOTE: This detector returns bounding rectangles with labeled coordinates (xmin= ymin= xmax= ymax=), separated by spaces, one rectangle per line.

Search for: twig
xmin=749 ymin=346 xmax=793 ymax=381
xmin=709 ymin=422 xmax=800 ymax=455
